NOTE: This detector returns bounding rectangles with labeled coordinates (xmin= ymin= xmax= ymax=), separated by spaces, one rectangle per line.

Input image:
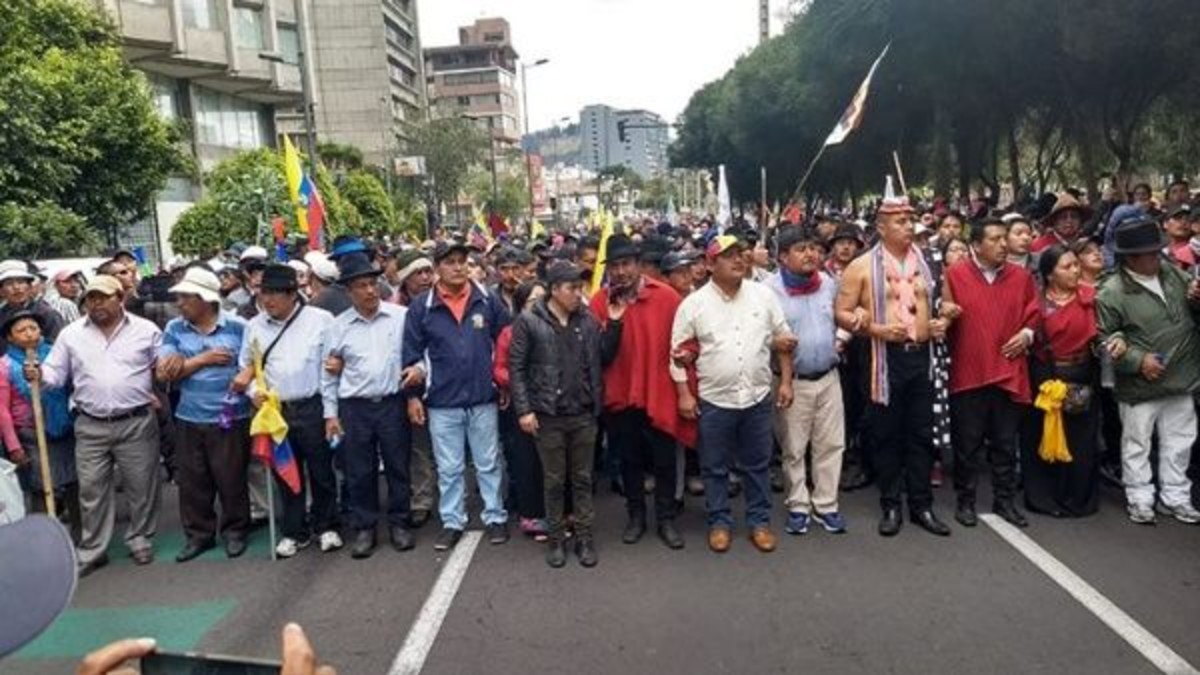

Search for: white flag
xmin=717 ymin=164 xmax=732 ymax=232
xmin=824 ymin=43 xmax=891 ymax=146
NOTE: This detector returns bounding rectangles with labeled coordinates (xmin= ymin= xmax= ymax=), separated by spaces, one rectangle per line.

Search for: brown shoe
xmin=749 ymin=526 xmax=776 ymax=553
xmin=707 ymin=527 xmax=731 ymax=553
xmin=131 ymin=548 xmax=154 ymax=565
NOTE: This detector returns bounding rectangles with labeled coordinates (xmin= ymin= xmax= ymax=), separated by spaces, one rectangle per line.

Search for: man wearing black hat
xmin=1097 ymin=216 xmax=1200 ymax=525
xmin=509 ymin=261 xmax=603 ymax=568
xmin=236 ymin=264 xmax=341 ymax=558
xmin=639 ymin=236 xmax=671 ymax=282
xmin=825 ymin=223 xmax=865 ymax=279
xmin=403 ymin=241 xmax=512 ymax=551
xmin=322 ymin=253 xmax=416 ymax=557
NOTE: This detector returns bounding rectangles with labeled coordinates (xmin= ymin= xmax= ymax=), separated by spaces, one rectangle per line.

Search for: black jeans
xmin=279 ymin=396 xmax=339 ymax=539
xmin=866 ymin=346 xmax=935 ymax=514
xmin=341 ymin=395 xmax=412 ymax=531
xmin=536 ymin=414 xmax=596 ymax=538
xmin=951 ymin=386 xmax=1021 ymax=507
xmin=608 ymin=408 xmax=677 ymax=522
xmin=500 ymin=407 xmax=545 ymax=519
xmin=176 ymin=419 xmax=250 ymax=544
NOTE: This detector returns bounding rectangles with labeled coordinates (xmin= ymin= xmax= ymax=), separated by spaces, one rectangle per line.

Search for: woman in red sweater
xmin=1021 ymin=245 xmax=1101 ymax=517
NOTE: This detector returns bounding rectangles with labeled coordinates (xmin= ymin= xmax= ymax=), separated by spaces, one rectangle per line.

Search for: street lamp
xmin=521 ymin=58 xmax=550 ymax=234
xmin=461 ymin=113 xmax=498 ymax=230
xmin=260 ymin=1 xmax=318 ymax=176
xmin=551 ymin=116 xmax=570 ymax=229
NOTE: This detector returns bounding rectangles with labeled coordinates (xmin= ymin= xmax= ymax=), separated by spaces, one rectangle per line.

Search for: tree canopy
xmin=670 ymin=0 xmax=1200 ymax=208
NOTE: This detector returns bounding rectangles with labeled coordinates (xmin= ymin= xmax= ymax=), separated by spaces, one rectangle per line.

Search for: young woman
xmin=1070 ymin=238 xmax=1105 ymax=289
xmin=0 ymin=311 xmax=79 ymax=531
xmin=1020 ymin=246 xmax=1101 ymax=517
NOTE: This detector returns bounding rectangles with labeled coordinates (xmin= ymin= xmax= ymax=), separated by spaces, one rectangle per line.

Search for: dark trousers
xmin=867 ymin=346 xmax=935 ymax=513
xmin=951 ymin=386 xmax=1021 ymax=506
xmin=341 ymin=395 xmax=412 ymax=531
xmin=840 ymin=337 xmax=872 ymax=477
xmin=608 ymin=408 xmax=677 ymax=522
xmin=535 ymin=414 xmax=596 ymax=539
xmin=500 ymin=407 xmax=545 ymax=519
xmin=176 ymin=419 xmax=250 ymax=544
xmin=1021 ymin=361 xmax=1100 ymax=516
xmin=697 ymin=397 xmax=773 ymax=528
xmin=279 ymin=396 xmax=338 ymax=539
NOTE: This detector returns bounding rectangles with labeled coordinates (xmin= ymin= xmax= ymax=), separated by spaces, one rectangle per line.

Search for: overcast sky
xmin=419 ymin=0 xmax=782 ymax=133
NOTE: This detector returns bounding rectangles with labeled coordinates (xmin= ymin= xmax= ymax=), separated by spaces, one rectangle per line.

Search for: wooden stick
xmin=26 ymin=347 xmax=55 ymax=517
xmin=893 ymin=150 xmax=908 ymax=195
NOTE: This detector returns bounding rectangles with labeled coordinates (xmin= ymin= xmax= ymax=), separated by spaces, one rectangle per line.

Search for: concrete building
xmin=578 ymin=104 xmax=669 ymax=179
xmin=276 ymin=0 xmax=427 ymax=166
xmin=92 ymin=0 xmax=305 ymax=265
xmin=425 ymin=18 xmax=522 ymax=145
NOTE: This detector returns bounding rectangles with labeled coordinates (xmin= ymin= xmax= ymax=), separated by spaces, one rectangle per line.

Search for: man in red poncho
xmin=590 ymin=234 xmax=688 ymax=551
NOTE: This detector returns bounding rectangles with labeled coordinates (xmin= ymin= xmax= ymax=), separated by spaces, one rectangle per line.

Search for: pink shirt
xmin=42 ymin=313 xmax=161 ymax=417
xmin=0 ymin=358 xmax=33 ymax=452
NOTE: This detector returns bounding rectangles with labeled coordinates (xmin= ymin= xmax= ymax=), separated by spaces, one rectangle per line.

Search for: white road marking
xmin=982 ymin=514 xmax=1199 ymax=675
xmin=389 ymin=531 xmax=483 ymax=675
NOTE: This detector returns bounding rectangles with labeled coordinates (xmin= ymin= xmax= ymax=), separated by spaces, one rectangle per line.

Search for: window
xmin=483 ymin=32 xmax=505 ymax=43
xmin=442 ymin=70 xmax=501 ymax=87
xmin=233 ymin=8 xmax=264 ymax=49
xmin=194 ymin=86 xmax=270 ymax=150
xmin=181 ymin=0 xmax=217 ymax=30
xmin=144 ymin=73 xmax=179 ymax=120
xmin=456 ymin=96 xmax=470 ymax=106
xmin=277 ymin=25 xmax=300 ymax=64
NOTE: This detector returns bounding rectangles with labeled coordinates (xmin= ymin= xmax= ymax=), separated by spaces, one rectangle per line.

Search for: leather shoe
xmin=131 ymin=548 xmax=154 ymax=565
xmin=546 ymin=539 xmax=567 ymax=568
xmin=657 ymin=521 xmax=684 ymax=550
xmin=749 ymin=526 xmax=776 ymax=553
xmin=175 ymin=540 xmax=215 ymax=563
xmin=994 ymin=502 xmax=1029 ymax=528
xmin=708 ymin=527 xmax=731 ymax=553
xmin=390 ymin=526 xmax=416 ymax=551
xmin=622 ymin=513 xmax=646 ymax=544
xmin=878 ymin=508 xmax=902 ymax=537
xmin=575 ymin=537 xmax=598 ymax=568
xmin=225 ymin=538 xmax=247 ymax=559
xmin=78 ymin=554 xmax=109 ymax=578
xmin=955 ymin=502 xmax=978 ymax=528
xmin=408 ymin=509 xmax=430 ymax=529
xmin=912 ymin=510 xmax=952 ymax=537
xmin=350 ymin=530 xmax=376 ymax=559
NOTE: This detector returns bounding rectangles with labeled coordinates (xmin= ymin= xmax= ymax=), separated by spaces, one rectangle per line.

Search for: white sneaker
xmin=1127 ymin=503 xmax=1156 ymax=525
xmin=275 ymin=536 xmax=311 ymax=558
xmin=1156 ymin=501 xmax=1200 ymax=525
xmin=318 ymin=530 xmax=344 ymax=552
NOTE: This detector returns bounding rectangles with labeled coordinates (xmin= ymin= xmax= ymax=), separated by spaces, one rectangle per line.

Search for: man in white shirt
xmin=672 ymin=235 xmax=795 ymax=554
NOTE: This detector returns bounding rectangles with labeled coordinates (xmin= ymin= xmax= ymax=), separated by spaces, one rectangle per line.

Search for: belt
xmin=280 ymin=394 xmax=321 ymax=412
xmin=887 ymin=341 xmax=929 ymax=353
xmin=78 ymin=406 xmax=149 ymax=423
xmin=1053 ymin=354 xmax=1090 ymax=368
xmin=343 ymin=393 xmax=401 ymax=404
xmin=795 ymin=368 xmax=834 ymax=382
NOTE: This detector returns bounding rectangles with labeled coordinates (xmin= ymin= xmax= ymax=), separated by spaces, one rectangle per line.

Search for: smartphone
xmin=141 ymin=650 xmax=282 ymax=675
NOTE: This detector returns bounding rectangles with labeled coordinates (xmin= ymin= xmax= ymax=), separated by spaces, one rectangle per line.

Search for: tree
xmin=0 ymin=0 xmax=186 ymax=243
xmin=407 ymin=118 xmax=489 ymax=214
xmin=341 ymin=169 xmax=397 ymax=237
xmin=0 ymin=201 xmax=102 ymax=259
xmin=467 ymin=164 xmax=528 ymax=223
xmin=317 ymin=142 xmax=364 ymax=173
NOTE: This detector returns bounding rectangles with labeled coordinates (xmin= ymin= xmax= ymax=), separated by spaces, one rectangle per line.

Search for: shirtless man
xmin=835 ymin=197 xmax=955 ymax=538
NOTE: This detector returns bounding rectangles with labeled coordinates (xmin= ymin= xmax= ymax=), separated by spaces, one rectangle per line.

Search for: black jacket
xmin=508 ymin=300 xmax=602 ymax=418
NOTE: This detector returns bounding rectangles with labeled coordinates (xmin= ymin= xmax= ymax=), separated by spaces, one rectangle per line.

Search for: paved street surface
xmin=8 ymin=477 xmax=1198 ymax=675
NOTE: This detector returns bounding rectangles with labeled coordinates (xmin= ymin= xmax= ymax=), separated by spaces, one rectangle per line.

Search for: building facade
xmin=424 ymin=18 xmax=522 ymax=145
xmin=93 ymin=0 xmax=305 ymax=264
xmin=578 ymin=104 xmax=669 ymax=179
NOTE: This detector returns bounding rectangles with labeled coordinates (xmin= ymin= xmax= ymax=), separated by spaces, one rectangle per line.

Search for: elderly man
xmin=1097 ymin=216 xmax=1200 ymax=525
xmin=389 ymin=248 xmax=436 ymax=528
xmin=1032 ymin=193 xmax=1092 ymax=253
xmin=27 ymin=275 xmax=162 ymax=576
xmin=322 ymin=253 xmax=416 ymax=558
xmin=156 ymin=267 xmax=251 ymax=562
xmin=836 ymin=195 xmax=954 ymax=538
xmin=0 ymin=260 xmax=65 ymax=350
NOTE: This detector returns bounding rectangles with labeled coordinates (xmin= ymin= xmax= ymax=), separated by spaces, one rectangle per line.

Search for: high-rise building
xmin=424 ymin=18 xmax=522 ymax=145
xmin=578 ymin=104 xmax=669 ymax=179
xmin=276 ymin=0 xmax=427 ymax=166
xmin=92 ymin=0 xmax=306 ymax=264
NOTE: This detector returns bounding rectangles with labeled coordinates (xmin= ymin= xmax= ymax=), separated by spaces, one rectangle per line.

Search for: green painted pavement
xmin=13 ymin=599 xmax=237 ymax=661
xmin=103 ymin=528 xmax=272 ymax=564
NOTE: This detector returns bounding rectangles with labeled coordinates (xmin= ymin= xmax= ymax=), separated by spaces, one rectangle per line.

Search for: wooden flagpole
xmin=26 ymin=347 xmax=55 ymax=516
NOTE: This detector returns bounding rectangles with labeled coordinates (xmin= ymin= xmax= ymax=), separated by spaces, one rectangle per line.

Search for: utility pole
xmin=295 ymin=0 xmax=319 ymax=175
xmin=521 ymin=58 xmax=550 ymax=234
xmin=759 ymin=0 xmax=770 ymax=44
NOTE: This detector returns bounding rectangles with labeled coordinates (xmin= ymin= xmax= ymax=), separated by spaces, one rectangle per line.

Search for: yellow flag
xmin=590 ymin=206 xmax=614 ymax=295
xmin=282 ymin=136 xmax=309 ymax=234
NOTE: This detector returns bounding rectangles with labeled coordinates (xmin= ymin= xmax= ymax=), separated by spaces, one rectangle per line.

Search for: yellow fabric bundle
xmin=1034 ymin=379 xmax=1072 ymax=464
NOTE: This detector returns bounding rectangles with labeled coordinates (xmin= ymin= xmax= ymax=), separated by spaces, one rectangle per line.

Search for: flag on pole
xmin=590 ymin=206 xmax=614 ymax=295
xmin=716 ymin=165 xmax=732 ymax=232
xmin=666 ymin=197 xmax=678 ymax=227
xmin=131 ymin=246 xmax=153 ymax=277
xmin=282 ymin=136 xmax=325 ymax=251
xmin=248 ymin=341 xmax=301 ymax=494
xmin=823 ymin=42 xmax=891 ymax=146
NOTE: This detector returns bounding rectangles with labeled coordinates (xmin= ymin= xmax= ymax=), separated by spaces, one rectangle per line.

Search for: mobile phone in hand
xmin=141 ymin=650 xmax=281 ymax=675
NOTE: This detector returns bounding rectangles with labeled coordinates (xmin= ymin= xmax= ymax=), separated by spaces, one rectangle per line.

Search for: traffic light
xmin=617 ymin=120 xmax=628 ymax=143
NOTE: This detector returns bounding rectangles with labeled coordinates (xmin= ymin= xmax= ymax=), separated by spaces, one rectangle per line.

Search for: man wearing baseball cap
xmin=26 ymin=275 xmax=164 ymax=575
xmin=157 ymin=267 xmax=252 ymax=561
xmin=0 ymin=259 xmax=65 ymax=351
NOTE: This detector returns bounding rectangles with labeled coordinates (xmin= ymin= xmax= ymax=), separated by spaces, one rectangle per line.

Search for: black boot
xmin=575 ymin=537 xmax=598 ymax=567
xmin=994 ymin=501 xmax=1029 ymax=528
xmin=545 ymin=539 xmax=567 ymax=568
xmin=622 ymin=512 xmax=646 ymax=544
xmin=657 ymin=520 xmax=684 ymax=550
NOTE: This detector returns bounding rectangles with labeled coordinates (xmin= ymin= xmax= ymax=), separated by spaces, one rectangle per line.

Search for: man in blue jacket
xmin=404 ymin=241 xmax=512 ymax=550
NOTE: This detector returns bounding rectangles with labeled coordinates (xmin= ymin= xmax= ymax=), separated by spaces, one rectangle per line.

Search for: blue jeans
xmin=698 ymin=397 xmax=773 ymax=528
xmin=428 ymin=404 xmax=507 ymax=530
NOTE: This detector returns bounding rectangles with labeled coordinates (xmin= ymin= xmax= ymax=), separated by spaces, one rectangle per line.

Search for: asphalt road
xmin=6 ymin=475 xmax=1198 ymax=675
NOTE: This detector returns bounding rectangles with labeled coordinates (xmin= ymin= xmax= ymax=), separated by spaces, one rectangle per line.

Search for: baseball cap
xmin=83 ymin=275 xmax=124 ymax=298
xmin=0 ymin=515 xmax=78 ymax=656
xmin=705 ymin=235 xmax=747 ymax=259
xmin=239 ymin=245 xmax=269 ymax=262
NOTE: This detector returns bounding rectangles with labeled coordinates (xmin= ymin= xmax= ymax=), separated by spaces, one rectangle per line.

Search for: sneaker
xmin=485 ymin=522 xmax=510 ymax=545
xmin=275 ymin=536 xmax=311 ymax=558
xmin=813 ymin=511 xmax=847 ymax=534
xmin=434 ymin=527 xmax=463 ymax=551
xmin=1156 ymin=501 xmax=1200 ymax=524
xmin=784 ymin=511 xmax=809 ymax=535
xmin=318 ymin=530 xmax=344 ymax=552
xmin=1127 ymin=503 xmax=1156 ymax=525
xmin=519 ymin=517 xmax=548 ymax=541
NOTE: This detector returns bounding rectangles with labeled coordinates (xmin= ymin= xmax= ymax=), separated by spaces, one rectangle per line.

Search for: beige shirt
xmin=671 ymin=279 xmax=789 ymax=410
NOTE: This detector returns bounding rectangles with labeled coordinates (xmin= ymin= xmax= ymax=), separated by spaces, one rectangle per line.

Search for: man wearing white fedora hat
xmin=0 ymin=259 xmax=65 ymax=351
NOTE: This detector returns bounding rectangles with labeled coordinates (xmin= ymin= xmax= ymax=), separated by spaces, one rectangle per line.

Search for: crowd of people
xmin=2 ymin=178 xmax=1199 ymax=574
